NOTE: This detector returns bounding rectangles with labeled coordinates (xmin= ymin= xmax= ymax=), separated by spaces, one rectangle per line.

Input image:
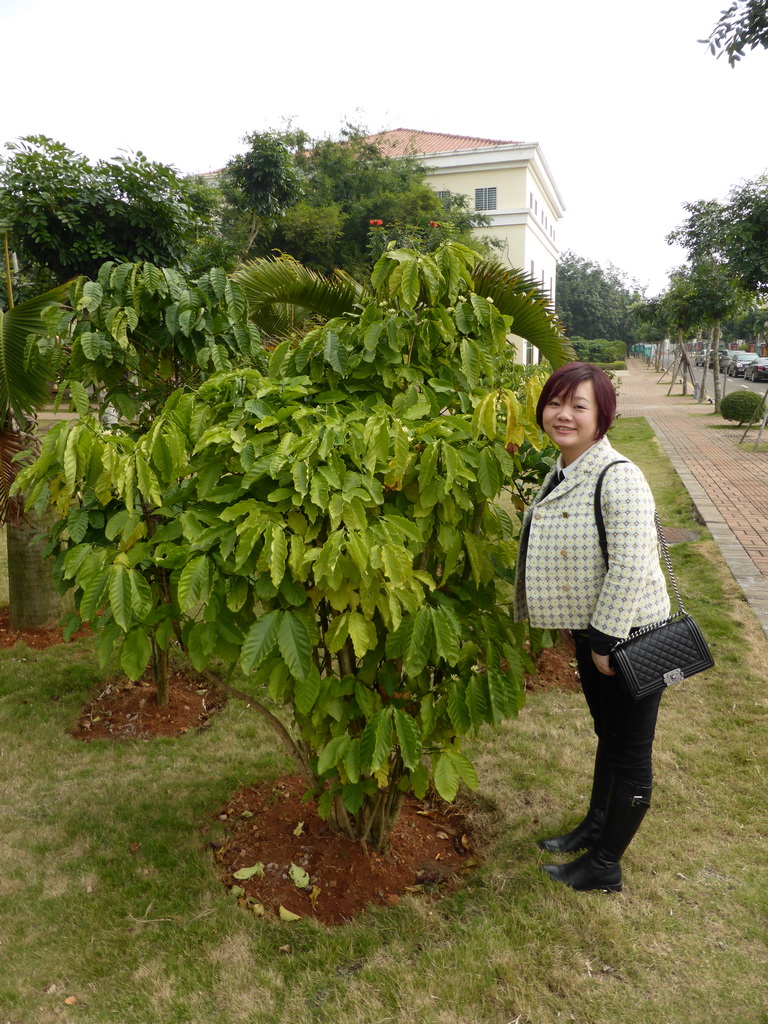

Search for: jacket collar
xmin=539 ymin=437 xmax=615 ymax=503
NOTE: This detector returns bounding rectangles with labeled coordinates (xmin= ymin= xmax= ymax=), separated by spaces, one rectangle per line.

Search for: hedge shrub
xmin=720 ymin=389 xmax=765 ymax=425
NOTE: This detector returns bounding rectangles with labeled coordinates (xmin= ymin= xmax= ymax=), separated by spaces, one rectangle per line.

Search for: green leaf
xmin=477 ymin=448 xmax=502 ymax=498
xmin=177 ymin=554 xmax=212 ymax=612
xmin=318 ymin=735 xmax=351 ymax=775
xmin=347 ymin=611 xmax=377 ymax=659
xmin=233 ymin=863 xmax=264 ymax=880
xmin=465 ymin=675 xmax=490 ymax=729
xmin=399 ymin=258 xmax=421 ymax=309
xmin=393 ymin=708 xmax=422 ymax=770
xmin=240 ymin=610 xmax=282 ymax=674
xmin=129 ymin=570 xmax=153 ymax=621
xmin=289 ymin=863 xmax=310 ymax=888
xmin=432 ymin=605 xmax=460 ymax=664
xmin=323 ymin=329 xmax=347 ymax=374
xmin=360 ymin=707 xmax=393 ymax=772
xmin=418 ymin=443 xmax=439 ymax=490
xmin=277 ymin=611 xmax=312 ymax=681
xmin=294 ymin=663 xmax=321 ymax=715
xmin=446 ymin=683 xmax=471 ymax=733
xmin=120 ymin=629 xmax=151 ymax=681
xmin=68 ymin=380 xmax=90 ymax=416
xmin=461 ymin=338 xmax=480 ymax=387
xmin=343 ymin=738 xmax=361 ymax=783
xmin=409 ymin=762 xmax=430 ymax=799
xmin=79 ymin=567 xmax=110 ymax=622
xmin=279 ymin=905 xmax=301 ymax=922
xmin=403 ymin=607 xmax=432 ymax=677
xmin=109 ymin=564 xmax=133 ymax=631
xmin=341 ymin=781 xmax=366 ymax=814
xmin=432 ymin=751 xmax=460 ymax=802
xmin=447 ymin=749 xmax=478 ymax=790
xmin=270 ymin=526 xmax=288 ymax=588
xmin=78 ymin=280 xmax=104 ymax=311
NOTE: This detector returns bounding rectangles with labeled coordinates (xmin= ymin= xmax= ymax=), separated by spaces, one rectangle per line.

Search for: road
xmin=657 ymin=357 xmax=768 ymax=403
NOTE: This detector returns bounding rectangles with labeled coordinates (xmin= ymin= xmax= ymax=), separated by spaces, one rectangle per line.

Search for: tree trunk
xmin=712 ymin=321 xmax=723 ymax=412
xmin=151 ymin=636 xmax=170 ymax=708
xmin=6 ymin=512 xmax=70 ymax=629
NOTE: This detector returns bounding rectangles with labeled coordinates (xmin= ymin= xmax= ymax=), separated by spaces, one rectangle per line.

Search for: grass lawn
xmin=1 ymin=417 xmax=766 ymax=1024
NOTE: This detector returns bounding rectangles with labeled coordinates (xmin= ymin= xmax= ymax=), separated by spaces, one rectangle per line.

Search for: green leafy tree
xmin=18 ymin=242 xmax=566 ymax=850
xmin=669 ymin=181 xmax=768 ymax=296
xmin=0 ymin=136 xmax=214 ymax=290
xmin=220 ymin=131 xmax=303 ymax=257
xmin=17 ymin=259 xmax=264 ymax=704
xmin=554 ymin=251 xmax=645 ymax=347
xmin=701 ymin=0 xmax=768 ymax=64
xmin=218 ymin=125 xmax=497 ymax=278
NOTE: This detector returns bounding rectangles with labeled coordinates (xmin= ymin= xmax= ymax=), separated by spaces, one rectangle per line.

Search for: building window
xmin=475 ymin=187 xmax=497 ymax=211
xmin=435 ymin=190 xmax=451 ymax=210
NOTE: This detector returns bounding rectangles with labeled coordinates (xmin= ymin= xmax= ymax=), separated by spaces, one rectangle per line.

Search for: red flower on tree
xmin=369 ymin=219 xmax=384 ymax=226
xmin=429 ymin=221 xmax=439 ymax=228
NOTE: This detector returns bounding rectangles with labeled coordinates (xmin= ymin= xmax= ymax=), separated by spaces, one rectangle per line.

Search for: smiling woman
xmin=514 ymin=362 xmax=670 ymax=893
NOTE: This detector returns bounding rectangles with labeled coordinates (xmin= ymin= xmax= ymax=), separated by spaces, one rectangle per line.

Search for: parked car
xmin=695 ymin=350 xmax=715 ymax=367
xmin=719 ymin=349 xmax=740 ymax=372
xmin=745 ymin=357 xmax=768 ymax=382
xmin=727 ymin=352 xmax=758 ymax=377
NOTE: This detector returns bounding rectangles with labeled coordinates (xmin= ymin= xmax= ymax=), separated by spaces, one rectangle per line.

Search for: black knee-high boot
xmin=541 ymin=778 xmax=652 ymax=892
xmin=538 ymin=746 xmax=612 ymax=853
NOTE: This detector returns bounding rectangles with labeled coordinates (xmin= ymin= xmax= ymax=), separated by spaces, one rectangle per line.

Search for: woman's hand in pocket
xmin=592 ymin=651 xmax=615 ymax=676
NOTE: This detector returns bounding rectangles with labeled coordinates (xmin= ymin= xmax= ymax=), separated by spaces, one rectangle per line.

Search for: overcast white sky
xmin=3 ymin=0 xmax=766 ymax=295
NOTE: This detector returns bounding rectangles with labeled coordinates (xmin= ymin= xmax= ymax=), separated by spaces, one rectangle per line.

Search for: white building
xmin=371 ymin=128 xmax=565 ymax=305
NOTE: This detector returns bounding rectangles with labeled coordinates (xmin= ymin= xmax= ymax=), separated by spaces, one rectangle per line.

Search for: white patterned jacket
xmin=513 ymin=437 xmax=670 ymax=637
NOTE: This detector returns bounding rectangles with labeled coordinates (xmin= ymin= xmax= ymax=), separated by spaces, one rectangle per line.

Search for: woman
xmin=514 ymin=363 xmax=670 ymax=892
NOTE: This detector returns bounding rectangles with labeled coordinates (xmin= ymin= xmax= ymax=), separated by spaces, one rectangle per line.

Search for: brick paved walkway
xmin=618 ymin=358 xmax=768 ymax=637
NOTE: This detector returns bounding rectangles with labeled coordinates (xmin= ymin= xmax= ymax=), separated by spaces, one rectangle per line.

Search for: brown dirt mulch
xmin=70 ymin=671 xmax=226 ymax=741
xmin=525 ymin=641 xmax=581 ymax=693
xmin=209 ymin=775 xmax=479 ymax=926
xmin=0 ymin=606 xmax=89 ymax=650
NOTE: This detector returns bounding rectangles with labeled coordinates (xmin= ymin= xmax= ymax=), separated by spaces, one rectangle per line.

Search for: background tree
xmin=219 ymin=131 xmax=303 ymax=257
xmin=215 ymin=124 xmax=498 ymax=279
xmin=669 ymin=179 xmax=768 ymax=296
xmin=554 ymin=251 xmax=646 ymax=348
xmin=0 ymin=136 xmax=214 ymax=295
xmin=701 ymin=0 xmax=768 ymax=64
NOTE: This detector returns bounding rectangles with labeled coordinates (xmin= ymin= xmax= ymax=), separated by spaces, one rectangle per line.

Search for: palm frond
xmin=0 ymin=284 xmax=68 ymax=423
xmin=471 ymin=260 xmax=575 ymax=368
xmin=232 ymin=257 xmax=367 ymax=339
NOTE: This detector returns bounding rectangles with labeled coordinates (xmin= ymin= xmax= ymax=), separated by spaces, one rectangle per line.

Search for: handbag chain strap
xmin=594 ymin=462 xmax=686 ymax=617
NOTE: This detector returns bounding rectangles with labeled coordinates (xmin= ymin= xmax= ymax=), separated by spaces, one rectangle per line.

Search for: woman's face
xmin=541 ymin=379 xmax=600 ymax=465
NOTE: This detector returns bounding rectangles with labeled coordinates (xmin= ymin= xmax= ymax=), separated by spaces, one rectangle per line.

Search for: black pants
xmin=572 ymin=631 xmax=662 ymax=787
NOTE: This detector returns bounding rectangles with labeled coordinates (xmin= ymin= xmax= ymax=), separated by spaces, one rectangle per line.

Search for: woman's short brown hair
xmin=535 ymin=363 xmax=617 ymax=438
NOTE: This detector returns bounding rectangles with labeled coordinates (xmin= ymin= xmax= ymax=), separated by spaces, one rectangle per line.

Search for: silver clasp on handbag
xmin=663 ymin=667 xmax=685 ymax=686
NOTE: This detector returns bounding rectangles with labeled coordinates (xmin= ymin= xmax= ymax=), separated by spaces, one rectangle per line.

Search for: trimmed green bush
xmin=720 ymin=389 xmax=765 ymax=425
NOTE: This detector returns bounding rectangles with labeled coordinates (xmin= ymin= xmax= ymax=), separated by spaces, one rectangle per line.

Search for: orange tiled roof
xmin=368 ymin=128 xmax=523 ymax=157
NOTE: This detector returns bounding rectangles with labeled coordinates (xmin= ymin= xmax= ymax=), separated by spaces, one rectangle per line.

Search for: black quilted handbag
xmin=595 ymin=463 xmax=715 ymax=700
